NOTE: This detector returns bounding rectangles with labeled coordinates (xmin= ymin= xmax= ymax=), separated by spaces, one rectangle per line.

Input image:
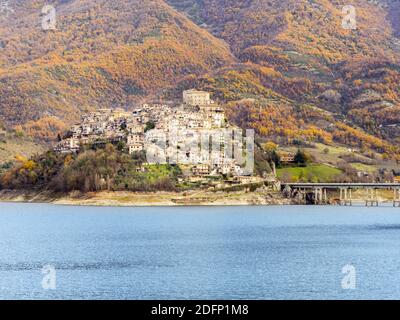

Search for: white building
xmin=183 ymin=89 xmax=211 ymax=106
xmin=129 ymin=143 xmax=144 ymax=154
xmin=54 ymin=138 xmax=80 ymax=154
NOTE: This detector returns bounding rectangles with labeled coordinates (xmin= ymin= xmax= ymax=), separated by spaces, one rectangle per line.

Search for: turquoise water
xmin=1 ymin=203 xmax=400 ymax=300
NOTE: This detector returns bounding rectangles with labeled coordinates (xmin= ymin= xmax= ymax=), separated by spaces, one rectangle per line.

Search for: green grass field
xmin=277 ymin=164 xmax=342 ymax=182
xmin=350 ymin=162 xmax=377 ymax=173
xmin=278 ymin=143 xmax=375 ymax=167
xmin=143 ymin=164 xmax=181 ymax=183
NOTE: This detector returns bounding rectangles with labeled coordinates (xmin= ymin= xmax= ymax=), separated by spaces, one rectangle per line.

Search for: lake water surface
xmin=1 ymin=203 xmax=400 ymax=300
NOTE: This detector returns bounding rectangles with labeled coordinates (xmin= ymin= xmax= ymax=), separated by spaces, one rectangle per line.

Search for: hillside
xmin=0 ymin=124 xmax=45 ymax=168
xmin=0 ymin=0 xmax=234 ymax=140
xmin=165 ymin=0 xmax=400 ymax=157
xmin=167 ymin=0 xmax=400 ymax=59
xmin=1 ymin=0 xmax=400 ymax=165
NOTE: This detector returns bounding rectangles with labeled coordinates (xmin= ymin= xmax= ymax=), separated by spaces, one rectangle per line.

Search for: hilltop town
xmin=2 ymin=89 xmax=399 ymax=206
xmin=54 ymin=90 xmax=266 ymax=184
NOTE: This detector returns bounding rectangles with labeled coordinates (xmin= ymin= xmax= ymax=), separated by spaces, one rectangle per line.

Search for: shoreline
xmin=0 ymin=189 xmax=292 ymax=207
xmin=0 ymin=189 xmax=396 ymax=207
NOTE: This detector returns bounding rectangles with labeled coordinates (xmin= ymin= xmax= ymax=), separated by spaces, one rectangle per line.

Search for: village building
xmin=54 ymin=137 xmax=80 ymax=154
xmin=183 ymin=89 xmax=212 ymax=106
xmin=129 ymin=143 xmax=144 ymax=154
xmin=54 ymin=89 xmax=253 ymax=180
xmin=280 ymin=152 xmax=296 ymax=163
xmin=192 ymin=164 xmax=210 ymax=176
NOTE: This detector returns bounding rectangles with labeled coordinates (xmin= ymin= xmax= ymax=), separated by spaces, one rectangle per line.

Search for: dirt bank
xmin=0 ymin=189 xmax=291 ymax=207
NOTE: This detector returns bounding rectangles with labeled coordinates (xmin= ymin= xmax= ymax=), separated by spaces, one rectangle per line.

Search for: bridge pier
xmin=313 ymin=187 xmax=328 ymax=205
xmin=292 ymin=188 xmax=306 ymax=204
xmin=394 ymin=188 xmax=400 ymax=207
xmin=284 ymin=183 xmax=400 ymax=206
xmin=366 ymin=188 xmax=379 ymax=207
xmin=339 ymin=188 xmax=352 ymax=206
xmin=314 ymin=188 xmax=321 ymax=204
xmin=300 ymin=188 xmax=307 ymax=204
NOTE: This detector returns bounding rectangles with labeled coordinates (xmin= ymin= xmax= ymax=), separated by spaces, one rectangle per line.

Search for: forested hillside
xmin=0 ymin=0 xmax=234 ymax=140
xmin=165 ymin=0 xmax=400 ymax=156
xmin=1 ymin=0 xmax=400 ymax=162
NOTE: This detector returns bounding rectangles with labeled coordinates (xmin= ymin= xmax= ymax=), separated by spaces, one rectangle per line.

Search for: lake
xmin=0 ymin=202 xmax=400 ymax=300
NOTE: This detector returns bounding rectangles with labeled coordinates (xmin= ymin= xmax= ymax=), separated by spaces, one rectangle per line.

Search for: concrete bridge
xmin=283 ymin=183 xmax=400 ymax=206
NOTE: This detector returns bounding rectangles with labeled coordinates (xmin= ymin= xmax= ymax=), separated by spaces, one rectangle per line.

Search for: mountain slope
xmin=166 ymin=0 xmax=400 ymax=149
xmin=167 ymin=0 xmax=400 ymax=60
xmin=0 ymin=0 xmax=234 ymax=140
xmin=0 ymin=0 xmax=399 ymax=160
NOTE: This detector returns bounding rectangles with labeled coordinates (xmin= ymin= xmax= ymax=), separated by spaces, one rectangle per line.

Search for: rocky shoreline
xmin=0 ymin=189 xmax=292 ymax=207
xmin=1 ymin=189 xmax=396 ymax=207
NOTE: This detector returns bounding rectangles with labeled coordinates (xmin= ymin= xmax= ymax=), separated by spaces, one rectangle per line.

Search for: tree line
xmin=0 ymin=144 xmax=180 ymax=193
